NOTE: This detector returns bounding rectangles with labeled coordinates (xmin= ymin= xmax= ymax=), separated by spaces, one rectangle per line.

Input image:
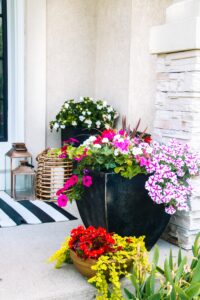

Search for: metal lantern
xmin=5 ymin=143 xmax=33 ymax=198
xmin=12 ymin=161 xmax=35 ymax=200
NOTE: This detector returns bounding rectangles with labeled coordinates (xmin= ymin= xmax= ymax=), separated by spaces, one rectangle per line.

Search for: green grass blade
xmin=169 ymin=249 xmax=173 ymax=270
xmin=175 ymin=256 xmax=187 ymax=283
xmin=185 ymin=282 xmax=200 ymax=298
xmin=152 ymin=245 xmax=159 ymax=267
xmin=178 ymin=248 xmax=182 ymax=266
xmin=164 ymin=259 xmax=173 ymax=284
xmin=191 ymin=259 xmax=200 ymax=284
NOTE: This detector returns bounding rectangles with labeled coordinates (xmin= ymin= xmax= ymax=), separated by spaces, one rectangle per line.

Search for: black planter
xmin=76 ymin=172 xmax=170 ymax=250
xmin=61 ymin=127 xmax=100 ymax=146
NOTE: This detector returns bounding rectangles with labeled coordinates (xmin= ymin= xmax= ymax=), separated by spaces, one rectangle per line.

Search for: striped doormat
xmin=0 ymin=192 xmax=77 ymax=228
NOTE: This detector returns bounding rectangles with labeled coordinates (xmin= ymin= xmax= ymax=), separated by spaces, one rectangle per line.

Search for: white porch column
xmin=150 ymin=0 xmax=200 ymax=249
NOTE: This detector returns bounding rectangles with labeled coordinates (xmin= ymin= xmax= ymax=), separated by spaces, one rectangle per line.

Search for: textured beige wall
xmin=46 ymin=0 xmax=97 ymax=147
xmin=128 ymin=0 xmax=172 ymax=133
xmin=45 ymin=0 xmax=172 ymax=149
xmin=94 ymin=0 xmax=132 ymax=120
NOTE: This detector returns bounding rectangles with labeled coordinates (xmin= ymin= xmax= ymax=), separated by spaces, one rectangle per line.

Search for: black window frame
xmin=0 ymin=0 xmax=8 ymax=142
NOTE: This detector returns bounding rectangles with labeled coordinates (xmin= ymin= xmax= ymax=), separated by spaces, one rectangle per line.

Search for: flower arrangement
xmin=49 ymin=97 xmax=119 ymax=131
xmin=48 ymin=225 xmax=150 ymax=299
xmin=55 ymin=126 xmax=200 ymax=215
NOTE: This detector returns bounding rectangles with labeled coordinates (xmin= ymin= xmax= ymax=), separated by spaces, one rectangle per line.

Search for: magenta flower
xmin=57 ymin=194 xmax=68 ymax=207
xmin=64 ymin=175 xmax=79 ymax=190
xmin=82 ymin=175 xmax=93 ymax=187
xmin=56 ymin=188 xmax=65 ymax=196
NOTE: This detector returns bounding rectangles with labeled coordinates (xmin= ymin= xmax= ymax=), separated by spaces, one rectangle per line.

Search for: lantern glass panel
xmin=14 ymin=174 xmax=34 ymax=200
xmin=5 ymin=156 xmax=32 ymax=197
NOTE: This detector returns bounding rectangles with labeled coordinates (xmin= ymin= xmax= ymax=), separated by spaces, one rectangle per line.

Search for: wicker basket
xmin=35 ymin=149 xmax=73 ymax=201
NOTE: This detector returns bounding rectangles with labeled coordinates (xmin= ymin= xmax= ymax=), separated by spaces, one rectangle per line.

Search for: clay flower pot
xmin=69 ymin=249 xmax=97 ymax=278
xmin=70 ymin=249 xmax=133 ymax=279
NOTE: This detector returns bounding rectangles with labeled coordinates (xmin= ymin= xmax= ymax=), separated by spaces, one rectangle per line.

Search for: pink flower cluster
xmin=57 ymin=174 xmax=93 ymax=207
xmin=145 ymin=139 xmax=200 ymax=214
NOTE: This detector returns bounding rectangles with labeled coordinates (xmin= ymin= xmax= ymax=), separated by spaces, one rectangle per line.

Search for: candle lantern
xmin=5 ymin=143 xmax=33 ymax=198
xmin=12 ymin=161 xmax=35 ymax=200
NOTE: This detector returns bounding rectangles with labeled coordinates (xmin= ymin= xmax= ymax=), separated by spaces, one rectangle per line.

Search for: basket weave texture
xmin=35 ymin=149 xmax=73 ymax=201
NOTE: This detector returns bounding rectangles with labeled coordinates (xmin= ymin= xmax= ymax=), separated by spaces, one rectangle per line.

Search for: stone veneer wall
xmin=153 ymin=50 xmax=200 ymax=249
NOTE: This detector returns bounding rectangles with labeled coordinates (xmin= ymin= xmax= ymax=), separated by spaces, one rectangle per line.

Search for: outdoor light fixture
xmin=5 ymin=143 xmax=34 ymax=199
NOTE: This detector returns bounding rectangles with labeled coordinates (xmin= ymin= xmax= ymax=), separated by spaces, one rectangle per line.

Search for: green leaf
xmin=169 ymin=249 xmax=173 ymax=270
xmin=174 ymin=286 xmax=189 ymax=300
xmin=156 ymin=266 xmax=164 ymax=275
xmin=124 ymin=288 xmax=134 ymax=299
xmin=175 ymin=256 xmax=187 ymax=283
xmin=152 ymin=245 xmax=159 ymax=267
xmin=185 ymin=282 xmax=200 ymax=298
xmin=147 ymin=293 xmax=162 ymax=300
xmin=178 ymin=248 xmax=182 ymax=266
xmin=164 ymin=259 xmax=173 ymax=284
xmin=191 ymin=259 xmax=200 ymax=284
xmin=192 ymin=232 xmax=200 ymax=257
xmin=170 ymin=287 xmax=176 ymax=300
xmin=114 ymin=166 xmax=124 ymax=174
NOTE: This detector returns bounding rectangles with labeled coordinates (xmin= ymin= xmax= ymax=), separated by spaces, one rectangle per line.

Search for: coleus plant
xmin=55 ymin=120 xmax=200 ymax=215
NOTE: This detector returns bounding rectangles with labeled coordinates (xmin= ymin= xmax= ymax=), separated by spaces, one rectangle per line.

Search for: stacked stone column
xmin=154 ymin=50 xmax=200 ymax=249
xmin=150 ymin=0 xmax=200 ymax=249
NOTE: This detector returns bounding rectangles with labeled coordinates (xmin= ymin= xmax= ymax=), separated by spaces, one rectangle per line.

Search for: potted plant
xmin=50 ymin=96 xmax=119 ymax=145
xmin=48 ymin=225 xmax=150 ymax=299
xmin=54 ymin=125 xmax=200 ymax=249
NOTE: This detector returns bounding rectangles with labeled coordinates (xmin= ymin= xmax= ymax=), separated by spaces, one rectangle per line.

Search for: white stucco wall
xmin=25 ymin=0 xmax=172 ymax=155
xmin=94 ymin=0 xmax=132 ymax=119
xmin=128 ymin=0 xmax=172 ymax=132
xmin=46 ymin=0 xmax=97 ymax=147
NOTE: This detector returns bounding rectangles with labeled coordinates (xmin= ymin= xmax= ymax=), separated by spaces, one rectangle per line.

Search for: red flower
xmin=101 ymin=129 xmax=116 ymax=141
xmin=69 ymin=225 xmax=116 ymax=259
xmin=144 ymin=136 xmax=152 ymax=144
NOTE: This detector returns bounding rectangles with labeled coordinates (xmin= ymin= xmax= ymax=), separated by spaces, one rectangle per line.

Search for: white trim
xmin=0 ymin=0 xmax=25 ymax=190
xmin=7 ymin=0 xmax=25 ymax=142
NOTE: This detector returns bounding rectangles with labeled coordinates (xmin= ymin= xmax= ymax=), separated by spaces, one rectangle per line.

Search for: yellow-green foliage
xmin=88 ymin=235 xmax=150 ymax=300
xmin=48 ymin=237 xmax=71 ymax=268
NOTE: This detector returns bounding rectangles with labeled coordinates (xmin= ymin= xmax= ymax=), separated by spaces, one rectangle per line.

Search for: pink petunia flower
xmin=82 ymin=175 xmax=92 ymax=187
xmin=57 ymin=194 xmax=68 ymax=207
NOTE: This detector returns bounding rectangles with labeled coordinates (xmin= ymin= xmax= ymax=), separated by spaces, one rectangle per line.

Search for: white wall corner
xmin=25 ymin=0 xmax=46 ymax=160
xmin=149 ymin=0 xmax=200 ymax=54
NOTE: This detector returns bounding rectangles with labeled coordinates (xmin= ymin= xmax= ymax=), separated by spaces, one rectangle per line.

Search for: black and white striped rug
xmin=0 ymin=192 xmax=77 ymax=228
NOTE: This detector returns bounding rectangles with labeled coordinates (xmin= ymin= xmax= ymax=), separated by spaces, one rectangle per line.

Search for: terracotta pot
xmin=69 ymin=249 xmax=97 ymax=278
xmin=70 ymin=249 xmax=133 ymax=279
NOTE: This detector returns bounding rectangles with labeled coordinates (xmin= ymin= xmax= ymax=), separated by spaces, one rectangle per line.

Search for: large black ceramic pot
xmin=76 ymin=172 xmax=170 ymax=250
xmin=61 ymin=127 xmax=100 ymax=146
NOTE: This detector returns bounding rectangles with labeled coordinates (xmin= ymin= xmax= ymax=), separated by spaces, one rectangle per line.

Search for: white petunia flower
xmin=53 ymin=123 xmax=59 ymax=130
xmin=146 ymin=146 xmax=153 ymax=154
xmin=102 ymin=138 xmax=109 ymax=143
xmin=132 ymin=147 xmax=143 ymax=155
xmin=60 ymin=125 xmax=65 ymax=129
xmin=107 ymin=106 xmax=113 ymax=113
xmin=93 ymin=144 xmax=101 ymax=149
xmin=113 ymin=134 xmax=121 ymax=141
xmin=80 ymin=96 xmax=84 ymax=101
xmin=96 ymin=121 xmax=101 ymax=128
xmin=88 ymin=136 xmax=97 ymax=142
xmin=87 ymin=111 xmax=91 ymax=115
xmin=89 ymin=97 xmax=94 ymax=101
xmin=107 ymin=114 xmax=111 ymax=121
xmin=114 ymin=149 xmax=119 ymax=156
xmin=102 ymin=100 xmax=107 ymax=107
xmin=85 ymin=119 xmax=92 ymax=125
xmin=79 ymin=116 xmax=85 ymax=121
xmin=64 ymin=103 xmax=69 ymax=109
xmin=72 ymin=121 xmax=77 ymax=126
xmin=82 ymin=111 xmax=86 ymax=115
xmin=97 ymin=105 xmax=102 ymax=110
xmin=105 ymin=124 xmax=110 ymax=129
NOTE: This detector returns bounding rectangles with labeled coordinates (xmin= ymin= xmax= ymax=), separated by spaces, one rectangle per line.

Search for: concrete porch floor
xmin=0 ymin=204 xmax=189 ymax=300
